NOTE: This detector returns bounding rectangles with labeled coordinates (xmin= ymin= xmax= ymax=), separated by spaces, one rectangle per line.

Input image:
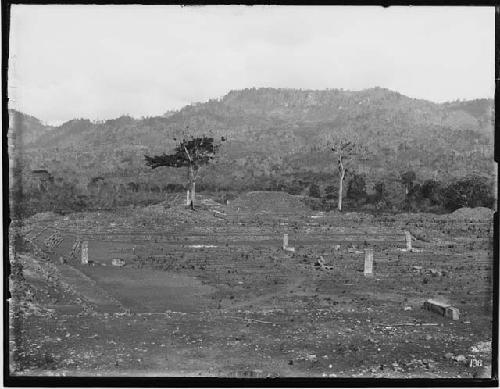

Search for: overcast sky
xmin=9 ymin=5 xmax=494 ymax=125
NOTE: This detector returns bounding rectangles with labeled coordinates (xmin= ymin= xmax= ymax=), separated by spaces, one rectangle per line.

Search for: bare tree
xmin=330 ymin=140 xmax=357 ymax=212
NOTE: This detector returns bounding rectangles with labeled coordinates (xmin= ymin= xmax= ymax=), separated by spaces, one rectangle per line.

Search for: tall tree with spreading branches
xmin=329 ymin=140 xmax=359 ymax=212
xmin=145 ymin=134 xmax=225 ymax=210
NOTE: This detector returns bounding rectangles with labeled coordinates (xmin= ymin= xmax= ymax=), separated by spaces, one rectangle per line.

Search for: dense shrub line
xmin=13 ymin=171 xmax=495 ymax=218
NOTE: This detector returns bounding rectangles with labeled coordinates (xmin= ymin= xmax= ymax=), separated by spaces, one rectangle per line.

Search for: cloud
xmin=8 ymin=5 xmax=495 ymax=124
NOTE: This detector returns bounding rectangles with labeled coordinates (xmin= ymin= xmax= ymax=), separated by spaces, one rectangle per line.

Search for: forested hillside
xmin=9 ymin=87 xmax=495 ymax=215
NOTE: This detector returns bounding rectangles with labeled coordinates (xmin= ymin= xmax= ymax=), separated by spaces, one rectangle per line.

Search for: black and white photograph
xmin=5 ymin=4 xmax=497 ymax=382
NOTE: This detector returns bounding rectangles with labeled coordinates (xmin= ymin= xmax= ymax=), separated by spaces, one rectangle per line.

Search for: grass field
xmin=9 ymin=193 xmax=495 ymax=378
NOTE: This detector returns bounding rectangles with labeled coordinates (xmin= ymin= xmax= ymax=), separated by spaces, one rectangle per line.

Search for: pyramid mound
xmin=229 ymin=191 xmax=310 ymax=215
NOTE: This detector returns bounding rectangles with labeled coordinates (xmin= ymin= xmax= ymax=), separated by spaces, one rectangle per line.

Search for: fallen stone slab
xmin=111 ymin=258 xmax=126 ymax=267
xmin=399 ymin=247 xmax=423 ymax=253
xmin=423 ymin=299 xmax=459 ymax=320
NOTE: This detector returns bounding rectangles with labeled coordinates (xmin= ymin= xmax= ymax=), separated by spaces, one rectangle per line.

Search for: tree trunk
xmin=186 ymin=190 xmax=190 ymax=206
xmin=338 ymin=173 xmax=343 ymax=211
xmin=190 ymin=181 xmax=196 ymax=210
xmin=337 ymin=159 xmax=345 ymax=211
xmin=188 ymin=164 xmax=196 ymax=210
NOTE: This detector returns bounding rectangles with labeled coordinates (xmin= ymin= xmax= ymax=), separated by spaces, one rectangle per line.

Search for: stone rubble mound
xmin=445 ymin=207 xmax=494 ymax=221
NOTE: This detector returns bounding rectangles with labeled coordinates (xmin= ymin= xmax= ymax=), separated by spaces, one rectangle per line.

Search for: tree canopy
xmin=144 ymin=135 xmax=225 ymax=209
xmin=144 ymin=136 xmax=223 ymax=170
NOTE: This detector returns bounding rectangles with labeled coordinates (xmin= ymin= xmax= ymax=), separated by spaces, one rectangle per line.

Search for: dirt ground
xmin=8 ymin=194 xmax=495 ymax=378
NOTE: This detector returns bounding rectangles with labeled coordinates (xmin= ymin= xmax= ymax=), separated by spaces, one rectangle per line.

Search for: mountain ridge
xmin=9 ymin=87 xmax=495 ymax=203
xmin=10 ymin=86 xmax=494 ymax=134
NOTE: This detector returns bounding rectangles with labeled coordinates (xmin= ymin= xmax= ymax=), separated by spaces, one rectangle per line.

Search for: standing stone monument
xmin=364 ymin=248 xmax=373 ymax=277
xmin=282 ymin=233 xmax=295 ymax=252
xmin=405 ymin=231 xmax=412 ymax=251
xmin=81 ymin=240 xmax=89 ymax=265
xmin=186 ymin=190 xmax=190 ymax=206
xmin=69 ymin=239 xmax=81 ymax=261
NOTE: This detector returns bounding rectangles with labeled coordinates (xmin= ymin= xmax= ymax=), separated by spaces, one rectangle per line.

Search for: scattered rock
xmin=473 ymin=365 xmax=492 ymax=378
xmin=470 ymin=341 xmax=491 ymax=354
xmin=429 ymin=269 xmax=440 ymax=277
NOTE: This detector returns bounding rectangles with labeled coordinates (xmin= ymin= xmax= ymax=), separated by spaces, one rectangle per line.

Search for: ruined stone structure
xmin=31 ymin=169 xmax=53 ymax=192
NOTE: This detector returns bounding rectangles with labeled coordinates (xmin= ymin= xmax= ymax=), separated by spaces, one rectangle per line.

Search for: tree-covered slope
xmin=10 ymin=87 xmax=495 ymax=197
